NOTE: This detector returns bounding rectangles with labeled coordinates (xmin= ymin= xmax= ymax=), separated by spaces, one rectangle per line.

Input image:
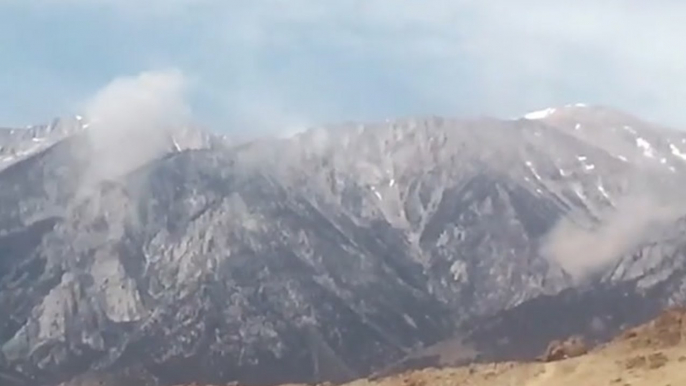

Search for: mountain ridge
xmin=1 ymin=105 xmax=686 ymax=385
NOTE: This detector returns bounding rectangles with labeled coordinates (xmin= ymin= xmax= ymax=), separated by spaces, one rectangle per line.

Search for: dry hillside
xmin=347 ymin=307 xmax=686 ymax=386
xmin=178 ymin=307 xmax=686 ymax=386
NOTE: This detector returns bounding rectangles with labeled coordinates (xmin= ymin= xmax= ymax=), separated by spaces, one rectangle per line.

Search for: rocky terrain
xmin=1 ymin=105 xmax=686 ymax=385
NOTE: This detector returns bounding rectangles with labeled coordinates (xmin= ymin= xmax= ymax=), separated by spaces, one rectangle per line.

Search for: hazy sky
xmin=2 ymin=1 xmax=686 ymax=134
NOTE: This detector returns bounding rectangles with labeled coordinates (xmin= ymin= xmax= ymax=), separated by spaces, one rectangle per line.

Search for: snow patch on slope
xmin=670 ymin=143 xmax=686 ymax=161
xmin=525 ymin=161 xmax=542 ymax=180
xmin=636 ymin=137 xmax=655 ymax=158
xmin=524 ymin=108 xmax=557 ymax=120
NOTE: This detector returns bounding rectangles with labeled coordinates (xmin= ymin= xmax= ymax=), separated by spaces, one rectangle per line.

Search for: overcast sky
xmin=2 ymin=1 xmax=686 ymax=134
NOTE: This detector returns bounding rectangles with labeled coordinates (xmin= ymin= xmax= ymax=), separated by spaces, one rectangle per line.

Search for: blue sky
xmin=2 ymin=1 xmax=686 ymax=135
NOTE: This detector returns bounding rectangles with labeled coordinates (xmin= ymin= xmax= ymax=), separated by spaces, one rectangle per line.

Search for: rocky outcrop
xmin=538 ymin=336 xmax=588 ymax=362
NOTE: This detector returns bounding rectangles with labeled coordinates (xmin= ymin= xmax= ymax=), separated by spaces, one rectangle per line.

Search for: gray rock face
xmin=1 ymin=106 xmax=686 ymax=385
xmin=0 ymin=118 xmax=83 ymax=173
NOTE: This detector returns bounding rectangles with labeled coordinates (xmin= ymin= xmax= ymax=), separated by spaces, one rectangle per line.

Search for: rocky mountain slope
xmin=1 ymin=105 xmax=686 ymax=386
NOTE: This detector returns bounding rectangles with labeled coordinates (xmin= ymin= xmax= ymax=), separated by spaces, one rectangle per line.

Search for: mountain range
xmin=1 ymin=105 xmax=686 ymax=386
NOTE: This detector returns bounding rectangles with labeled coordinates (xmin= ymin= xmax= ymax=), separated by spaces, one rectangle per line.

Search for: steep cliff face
xmin=1 ymin=106 xmax=686 ymax=386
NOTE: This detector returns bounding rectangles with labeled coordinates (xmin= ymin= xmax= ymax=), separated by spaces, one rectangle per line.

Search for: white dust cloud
xmin=81 ymin=69 xmax=190 ymax=184
xmin=541 ymin=195 xmax=684 ymax=281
